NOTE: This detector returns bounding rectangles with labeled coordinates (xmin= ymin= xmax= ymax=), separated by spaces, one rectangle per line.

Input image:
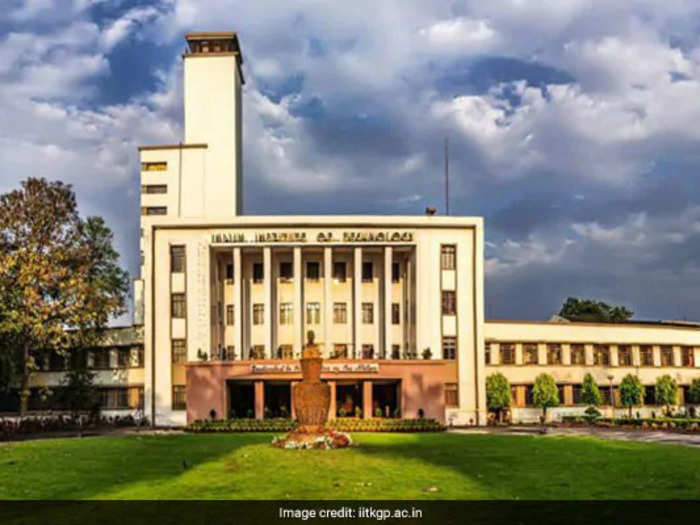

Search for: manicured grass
xmin=0 ymin=432 xmax=699 ymax=499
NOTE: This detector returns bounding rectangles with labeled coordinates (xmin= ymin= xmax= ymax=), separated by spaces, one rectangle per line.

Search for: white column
xmin=323 ymin=247 xmax=332 ymax=357
xmin=263 ymin=246 xmax=272 ymax=358
xmin=353 ymin=246 xmax=362 ymax=359
xmin=293 ymin=246 xmax=303 ymax=356
xmin=233 ymin=247 xmax=242 ymax=360
xmin=383 ymin=246 xmax=392 ymax=359
xmin=405 ymin=251 xmax=413 ymax=357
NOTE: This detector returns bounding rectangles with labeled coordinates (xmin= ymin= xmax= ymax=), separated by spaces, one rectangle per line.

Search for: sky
xmin=3 ymin=0 xmax=700 ymax=322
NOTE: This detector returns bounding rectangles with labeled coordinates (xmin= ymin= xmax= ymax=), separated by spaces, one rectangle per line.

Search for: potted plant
xmin=422 ymin=347 xmax=432 ymax=360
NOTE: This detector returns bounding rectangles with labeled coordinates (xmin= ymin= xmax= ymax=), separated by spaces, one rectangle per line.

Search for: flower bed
xmin=186 ymin=417 xmax=446 ymax=433
xmin=561 ymin=415 xmax=700 ymax=432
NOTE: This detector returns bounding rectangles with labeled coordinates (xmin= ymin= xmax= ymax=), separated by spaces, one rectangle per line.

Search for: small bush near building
xmin=0 ymin=414 xmax=149 ymax=440
xmin=561 ymin=415 xmax=700 ymax=433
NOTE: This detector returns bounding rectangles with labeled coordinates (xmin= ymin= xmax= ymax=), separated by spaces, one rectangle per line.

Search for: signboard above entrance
xmin=210 ymin=231 xmax=414 ymax=244
xmin=250 ymin=363 xmax=380 ymax=374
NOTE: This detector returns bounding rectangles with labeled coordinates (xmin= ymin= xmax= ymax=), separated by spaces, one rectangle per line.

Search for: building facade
xmin=12 ymin=31 xmax=699 ymax=425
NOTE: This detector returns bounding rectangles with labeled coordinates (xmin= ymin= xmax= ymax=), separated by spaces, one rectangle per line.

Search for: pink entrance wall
xmin=186 ymin=360 xmax=457 ymax=423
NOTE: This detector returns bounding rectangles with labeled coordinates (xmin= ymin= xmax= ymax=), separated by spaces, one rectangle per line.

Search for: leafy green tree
xmin=619 ymin=374 xmax=643 ymax=418
xmin=559 ymin=297 xmax=633 ymax=322
xmin=0 ymin=178 xmax=129 ymax=415
xmin=581 ymin=373 xmax=602 ymax=407
xmin=533 ymin=373 xmax=559 ymax=421
xmin=654 ymin=374 xmax=678 ymax=415
xmin=688 ymin=378 xmax=700 ymax=405
xmin=60 ymin=349 xmax=99 ymax=422
xmin=486 ymin=373 xmax=511 ymax=422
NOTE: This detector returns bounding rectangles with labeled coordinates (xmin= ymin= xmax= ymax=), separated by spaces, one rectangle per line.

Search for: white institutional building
xmin=17 ymin=31 xmax=698 ymax=426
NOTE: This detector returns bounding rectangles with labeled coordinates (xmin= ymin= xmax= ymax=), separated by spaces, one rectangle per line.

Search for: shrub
xmin=581 ymin=373 xmax=601 ymax=407
xmin=619 ymin=374 xmax=644 ymax=418
xmin=486 ymin=372 xmax=511 ymax=423
xmin=688 ymin=378 xmax=700 ymax=405
xmin=533 ymin=373 xmax=559 ymax=421
xmin=583 ymin=406 xmax=602 ymax=423
xmin=655 ymin=375 xmax=678 ymax=415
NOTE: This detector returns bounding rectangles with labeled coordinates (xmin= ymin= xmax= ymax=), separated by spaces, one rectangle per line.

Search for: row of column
xmin=489 ymin=342 xmax=698 ymax=367
xmin=252 ymin=380 xmax=376 ymax=420
xmin=228 ymin=245 xmax=407 ymax=359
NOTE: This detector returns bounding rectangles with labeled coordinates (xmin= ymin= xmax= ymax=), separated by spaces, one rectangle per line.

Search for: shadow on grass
xmin=352 ymin=432 xmax=700 ymax=499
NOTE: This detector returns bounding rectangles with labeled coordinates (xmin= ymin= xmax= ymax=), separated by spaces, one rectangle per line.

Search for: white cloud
xmin=419 ymin=17 xmax=497 ymax=50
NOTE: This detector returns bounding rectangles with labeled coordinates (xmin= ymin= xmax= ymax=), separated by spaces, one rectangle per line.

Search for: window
xmin=441 ymin=245 xmax=456 ymax=270
xmin=523 ymin=343 xmax=538 ymax=364
xmin=640 ymin=345 xmax=653 ymax=366
xmin=682 ymin=346 xmax=694 ymax=367
xmin=618 ymin=345 xmax=632 ymax=366
xmin=362 ymin=303 xmax=374 ymax=324
xmin=571 ymin=344 xmax=585 ymax=365
xmin=306 ymin=303 xmax=320 ymax=324
xmin=171 ymin=293 xmax=186 ymax=318
xmin=91 ymin=349 xmax=110 ymax=369
xmin=253 ymin=263 xmax=264 ymax=283
xmin=134 ymin=346 xmax=144 ymax=367
xmin=142 ymin=206 xmax=167 ymax=215
xmin=253 ymin=304 xmax=264 ymax=325
xmin=594 ymin=345 xmax=610 ymax=366
xmin=644 ymin=385 xmax=655 ymax=405
xmin=362 ymin=261 xmax=373 ymax=282
xmin=226 ymin=305 xmax=234 ymax=326
xmin=141 ymin=184 xmax=167 ymax=194
xmin=251 ymin=345 xmax=265 ymax=359
xmin=391 ymin=262 xmax=400 ymax=283
xmin=100 ymin=388 xmax=129 ymax=409
xmin=660 ymin=345 xmax=673 ymax=366
xmin=391 ymin=344 xmax=400 ymax=359
xmin=333 ymin=262 xmax=346 ymax=282
xmin=332 ymin=344 xmax=348 ymax=359
xmin=280 ymin=303 xmax=293 ymax=325
xmin=500 ymin=343 xmax=515 ymax=365
xmin=333 ymin=303 xmax=347 ymax=324
xmin=141 ymin=161 xmax=167 ymax=171
xmin=172 ymin=340 xmax=187 ymax=364
xmin=572 ymin=384 xmax=583 ymax=405
xmin=172 ymin=386 xmax=187 ymax=410
xmin=306 ymin=261 xmax=320 ymax=281
xmin=223 ymin=346 xmax=235 ymax=361
xmin=525 ymin=385 xmax=535 ymax=406
xmin=117 ymin=348 xmax=131 ymax=368
xmin=441 ymin=291 xmax=456 ymax=315
xmin=279 ymin=345 xmax=293 ymax=359
xmin=557 ymin=385 xmax=566 ymax=405
xmin=279 ymin=262 xmax=293 ymax=281
xmin=391 ymin=303 xmax=400 ymax=324
xmin=443 ymin=336 xmax=456 ymax=360
xmin=129 ymin=386 xmax=145 ymax=409
xmin=226 ymin=263 xmax=233 ymax=280
xmin=485 ymin=343 xmax=491 ymax=365
xmin=362 ymin=344 xmax=374 ymax=359
xmin=170 ymin=246 xmax=185 ymax=272
xmin=547 ymin=344 xmax=562 ymax=365
xmin=445 ymin=383 xmax=458 ymax=407
xmin=599 ymin=386 xmax=612 ymax=406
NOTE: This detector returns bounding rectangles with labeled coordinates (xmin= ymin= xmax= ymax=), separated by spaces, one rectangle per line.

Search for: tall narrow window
xmin=170 ymin=246 xmax=185 ymax=273
xmin=333 ymin=262 xmax=346 ymax=282
xmin=618 ymin=345 xmax=632 ymax=366
xmin=172 ymin=340 xmax=187 ymax=364
xmin=682 ymin=346 xmax=694 ymax=367
xmin=280 ymin=303 xmax=293 ymax=325
xmin=391 ymin=303 xmax=400 ymax=324
xmin=306 ymin=261 xmax=320 ymax=281
xmin=594 ymin=345 xmax=610 ymax=366
xmin=362 ymin=302 xmax=374 ymax=324
xmin=333 ymin=303 xmax=347 ymax=324
xmin=443 ymin=336 xmax=456 ymax=360
xmin=172 ymin=386 xmax=187 ymax=410
xmin=441 ymin=291 xmax=456 ymax=315
xmin=441 ymin=245 xmax=456 ymax=270
xmin=500 ymin=343 xmax=515 ymax=365
xmin=485 ymin=343 xmax=491 ymax=365
xmin=640 ymin=345 xmax=653 ymax=366
xmin=279 ymin=262 xmax=293 ymax=281
xmin=547 ymin=344 xmax=562 ymax=365
xmin=391 ymin=262 xmax=400 ymax=283
xmin=333 ymin=344 xmax=348 ymax=359
xmin=362 ymin=344 xmax=374 ymax=359
xmin=306 ymin=302 xmax=320 ymax=324
xmin=226 ymin=305 xmax=234 ymax=326
xmin=571 ymin=344 xmax=585 ymax=365
xmin=171 ymin=293 xmax=186 ymax=318
xmin=444 ymin=383 xmax=458 ymax=407
xmin=362 ymin=261 xmax=373 ymax=282
xmin=225 ymin=263 xmax=233 ymax=280
xmin=253 ymin=304 xmax=264 ymax=325
xmin=117 ymin=348 xmax=131 ymax=368
xmin=253 ymin=263 xmax=264 ymax=283
xmin=660 ymin=345 xmax=673 ymax=366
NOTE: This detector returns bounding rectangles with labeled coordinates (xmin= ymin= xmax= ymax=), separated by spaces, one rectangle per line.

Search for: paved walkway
xmin=449 ymin=426 xmax=700 ymax=446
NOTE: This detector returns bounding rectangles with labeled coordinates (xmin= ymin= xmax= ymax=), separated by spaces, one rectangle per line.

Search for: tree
xmin=688 ymin=378 xmax=700 ymax=405
xmin=654 ymin=374 xmax=678 ymax=415
xmin=60 ymin=350 xmax=99 ymax=423
xmin=0 ymin=178 xmax=129 ymax=415
xmin=619 ymin=374 xmax=643 ymax=418
xmin=533 ymin=373 xmax=559 ymax=422
xmin=486 ymin=373 xmax=511 ymax=422
xmin=559 ymin=297 xmax=633 ymax=322
xmin=581 ymin=373 xmax=602 ymax=407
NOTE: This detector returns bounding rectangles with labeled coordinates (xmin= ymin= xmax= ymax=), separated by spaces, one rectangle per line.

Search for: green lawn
xmin=0 ymin=432 xmax=698 ymax=499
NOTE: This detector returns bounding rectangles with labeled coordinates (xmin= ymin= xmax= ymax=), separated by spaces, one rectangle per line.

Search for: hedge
xmin=561 ymin=415 xmax=700 ymax=432
xmin=186 ymin=417 xmax=446 ymax=433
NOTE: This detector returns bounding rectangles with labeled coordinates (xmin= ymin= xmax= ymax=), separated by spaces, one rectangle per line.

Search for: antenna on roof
xmin=444 ymin=137 xmax=449 ymax=215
